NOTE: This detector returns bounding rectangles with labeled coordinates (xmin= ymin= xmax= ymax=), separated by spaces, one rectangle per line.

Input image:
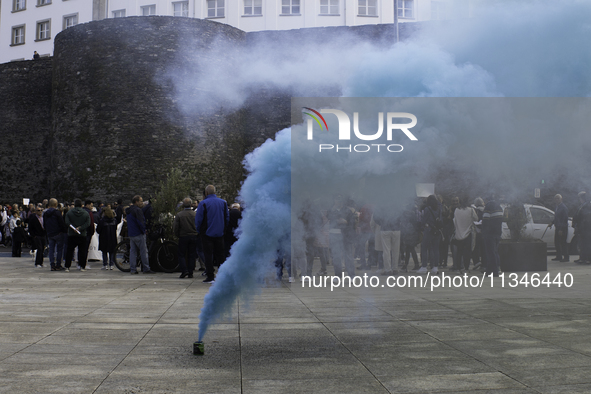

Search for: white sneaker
xmin=64 ymin=268 xmax=70 ymax=272
xmin=80 ymin=268 xmax=86 ymax=272
xmin=86 ymin=265 xmax=91 ymax=269
xmin=288 ymin=277 xmax=295 ymax=283
xmin=109 ymin=266 xmax=114 ymax=270
xmin=417 ymin=267 xmax=428 ymax=274
xmin=431 ymin=266 xmax=438 ymax=274
xmin=101 ymin=266 xmax=108 ymax=270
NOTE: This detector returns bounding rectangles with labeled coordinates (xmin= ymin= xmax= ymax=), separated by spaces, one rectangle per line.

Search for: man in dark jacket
xmin=96 ymin=207 xmax=118 ymax=270
xmin=482 ymin=194 xmax=503 ymax=277
xmin=550 ymin=194 xmax=569 ymax=262
xmin=173 ymin=198 xmax=198 ymax=278
xmin=126 ymin=195 xmax=155 ymax=274
xmin=65 ymin=199 xmax=91 ymax=272
xmin=29 ymin=206 xmax=46 ymax=267
xmin=195 ymin=185 xmax=228 ymax=283
xmin=43 ymin=198 xmax=66 ymax=271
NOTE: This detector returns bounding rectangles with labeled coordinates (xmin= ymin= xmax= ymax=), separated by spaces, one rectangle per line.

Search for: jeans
xmin=381 ymin=230 xmax=401 ymax=272
xmin=483 ymin=234 xmax=501 ymax=275
xmin=202 ymin=235 xmax=225 ymax=280
xmin=421 ymin=230 xmax=440 ymax=268
xmin=129 ymin=234 xmax=150 ymax=273
xmin=555 ymin=227 xmax=568 ymax=260
xmin=47 ymin=233 xmax=65 ymax=268
xmin=329 ymin=233 xmax=355 ymax=277
xmin=178 ymin=235 xmax=198 ymax=274
xmin=102 ymin=251 xmax=116 ymax=267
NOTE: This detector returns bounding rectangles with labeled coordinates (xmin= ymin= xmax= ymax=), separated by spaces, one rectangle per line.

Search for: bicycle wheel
xmin=114 ymin=241 xmax=131 ymax=272
xmin=154 ymin=241 xmax=179 ymax=273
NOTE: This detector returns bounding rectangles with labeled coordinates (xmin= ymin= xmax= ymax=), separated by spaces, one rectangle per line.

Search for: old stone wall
xmin=0 ymin=58 xmax=53 ymax=202
xmin=0 ymin=17 xmax=421 ymax=205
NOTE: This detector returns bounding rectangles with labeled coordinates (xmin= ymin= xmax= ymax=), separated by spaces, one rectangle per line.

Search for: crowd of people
xmin=2 ymin=187 xmax=591 ymax=283
xmin=285 ymin=190 xmax=591 ymax=281
xmin=0 ymin=185 xmax=242 ymax=284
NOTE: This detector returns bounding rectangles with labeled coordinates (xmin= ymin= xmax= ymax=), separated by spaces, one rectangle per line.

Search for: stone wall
xmin=0 ymin=57 xmax=53 ymax=202
xmin=0 ymin=17 xmax=422 ymax=205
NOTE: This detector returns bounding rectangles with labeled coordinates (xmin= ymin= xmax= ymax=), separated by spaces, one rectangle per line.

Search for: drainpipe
xmin=394 ymin=0 xmax=399 ymax=42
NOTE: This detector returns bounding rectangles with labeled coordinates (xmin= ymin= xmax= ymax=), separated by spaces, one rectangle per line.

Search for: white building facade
xmin=0 ymin=0 xmax=467 ymax=63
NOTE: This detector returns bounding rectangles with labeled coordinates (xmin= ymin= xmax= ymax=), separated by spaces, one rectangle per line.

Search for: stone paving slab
xmin=1 ymin=251 xmax=591 ymax=393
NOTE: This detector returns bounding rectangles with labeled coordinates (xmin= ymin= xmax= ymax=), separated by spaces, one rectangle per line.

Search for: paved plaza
xmin=1 ymin=250 xmax=591 ymax=393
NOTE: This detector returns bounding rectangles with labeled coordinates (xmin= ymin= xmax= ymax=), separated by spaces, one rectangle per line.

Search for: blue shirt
xmin=194 ymin=194 xmax=228 ymax=238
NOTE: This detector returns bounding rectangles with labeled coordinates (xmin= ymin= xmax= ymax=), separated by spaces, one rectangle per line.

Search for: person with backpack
xmin=418 ymin=194 xmax=442 ymax=275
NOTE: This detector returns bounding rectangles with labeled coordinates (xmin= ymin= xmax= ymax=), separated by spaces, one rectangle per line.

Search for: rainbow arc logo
xmin=303 ymin=107 xmax=328 ymax=131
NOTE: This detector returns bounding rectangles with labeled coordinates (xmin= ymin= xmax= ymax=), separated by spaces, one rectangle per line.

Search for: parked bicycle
xmin=114 ymin=223 xmax=178 ymax=273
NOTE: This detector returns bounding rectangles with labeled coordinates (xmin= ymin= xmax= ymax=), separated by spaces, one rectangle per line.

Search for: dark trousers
xmin=196 ymin=234 xmax=206 ymax=269
xmin=178 ymin=235 xmax=198 ymax=274
xmin=66 ymin=236 xmax=88 ymax=269
xmin=403 ymin=242 xmax=419 ymax=268
xmin=455 ymin=234 xmax=472 ymax=271
xmin=202 ymin=235 xmax=225 ymax=280
xmin=34 ymin=236 xmax=46 ymax=266
xmin=421 ymin=231 xmax=440 ymax=268
xmin=555 ymin=227 xmax=568 ymax=260
xmin=12 ymin=240 xmax=22 ymax=257
xmin=483 ymin=234 xmax=501 ymax=276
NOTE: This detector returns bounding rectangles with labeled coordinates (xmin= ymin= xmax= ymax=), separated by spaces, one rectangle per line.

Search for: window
xmin=398 ymin=0 xmax=413 ymax=18
xmin=112 ymin=9 xmax=126 ymax=18
xmin=244 ymin=0 xmax=262 ymax=15
xmin=11 ymin=25 xmax=25 ymax=45
xmin=142 ymin=5 xmax=156 ymax=15
xmin=13 ymin=0 xmax=26 ymax=11
xmin=207 ymin=0 xmax=224 ymax=17
xmin=281 ymin=0 xmax=299 ymax=14
xmin=320 ymin=0 xmax=338 ymax=15
xmin=37 ymin=0 xmax=51 ymax=5
xmin=36 ymin=20 xmax=50 ymax=41
xmin=431 ymin=1 xmax=445 ymax=20
xmin=173 ymin=1 xmax=188 ymax=16
xmin=63 ymin=14 xmax=78 ymax=29
xmin=530 ymin=208 xmax=554 ymax=225
xmin=358 ymin=0 xmax=376 ymax=15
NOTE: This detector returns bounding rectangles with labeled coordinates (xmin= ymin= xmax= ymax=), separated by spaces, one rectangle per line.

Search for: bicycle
xmin=114 ymin=223 xmax=179 ymax=273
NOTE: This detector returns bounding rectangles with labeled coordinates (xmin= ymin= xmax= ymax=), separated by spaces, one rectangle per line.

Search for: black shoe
xmin=143 ymin=270 xmax=156 ymax=274
xmin=198 ymin=267 xmax=205 ymax=271
xmin=201 ymin=271 xmax=207 ymax=276
xmin=179 ymin=272 xmax=188 ymax=278
xmin=188 ymin=273 xmax=193 ymax=278
xmin=203 ymin=278 xmax=215 ymax=284
xmin=131 ymin=271 xmax=139 ymax=275
xmin=51 ymin=267 xmax=58 ymax=271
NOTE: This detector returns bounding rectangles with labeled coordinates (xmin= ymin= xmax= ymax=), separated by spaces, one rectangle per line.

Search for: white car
xmin=501 ymin=204 xmax=574 ymax=249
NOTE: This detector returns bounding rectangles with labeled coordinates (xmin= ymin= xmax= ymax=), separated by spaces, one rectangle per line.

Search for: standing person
xmin=96 ymin=207 xmax=118 ymax=270
xmin=372 ymin=208 xmax=401 ymax=276
xmin=327 ymin=194 xmax=356 ymax=277
xmin=28 ymin=206 xmax=46 ymax=268
xmin=12 ymin=220 xmax=27 ymax=257
xmin=225 ymin=203 xmax=242 ymax=258
xmin=82 ymin=201 xmax=96 ymax=269
xmin=418 ymin=195 xmax=442 ymax=274
xmin=33 ymin=51 xmax=40 ymax=60
xmin=452 ymin=197 xmax=478 ymax=274
xmin=471 ymin=197 xmax=485 ymax=270
xmin=482 ymin=194 xmax=504 ymax=277
xmin=115 ymin=199 xmax=124 ymax=225
xmin=400 ymin=203 xmax=421 ymax=272
xmin=195 ymin=185 xmax=228 ymax=284
xmin=43 ymin=198 xmax=66 ymax=271
xmin=126 ymin=195 xmax=155 ymax=275
xmin=549 ymin=194 xmax=569 ymax=262
xmin=573 ymin=192 xmax=591 ymax=264
xmin=65 ymin=200 xmax=91 ymax=272
xmin=173 ymin=198 xmax=198 ymax=278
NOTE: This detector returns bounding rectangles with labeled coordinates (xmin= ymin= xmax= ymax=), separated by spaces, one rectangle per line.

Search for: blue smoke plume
xmin=197 ymin=0 xmax=591 ymax=340
xmin=198 ymin=129 xmax=291 ymax=340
